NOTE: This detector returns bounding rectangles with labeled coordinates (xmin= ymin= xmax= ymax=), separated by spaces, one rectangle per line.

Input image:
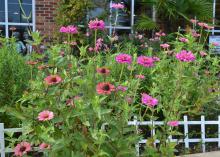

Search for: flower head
xmin=39 ymin=143 xmax=51 ymax=150
xmin=115 ymin=54 xmax=132 ymax=64
xmin=59 ymin=26 xmax=78 ymax=34
xmin=44 ymin=75 xmax=62 ymax=85
xmin=200 ymin=51 xmax=207 ymax=57
xmin=141 ymin=93 xmax=158 ymax=107
xmin=96 ymin=82 xmax=115 ymax=95
xmin=38 ymin=110 xmax=54 ymax=121
xmin=137 ymin=56 xmax=155 ymax=67
xmin=88 ymin=18 xmax=105 ymax=30
xmin=160 ymin=43 xmax=170 ymax=49
xmin=111 ymin=3 xmax=124 ymax=9
xmin=190 ymin=19 xmax=198 ymax=24
xmin=26 ymin=61 xmax=38 ymax=65
xmin=155 ymin=31 xmax=166 ymax=37
xmin=14 ymin=142 xmax=31 ymax=157
xmin=198 ymin=22 xmax=208 ymax=28
xmin=135 ymin=74 xmax=145 ymax=79
xmin=96 ymin=67 xmax=110 ymax=75
xmin=179 ymin=37 xmax=189 ymax=43
xmin=211 ymin=42 xmax=220 ymax=47
xmin=167 ymin=121 xmax=179 ymax=127
xmin=176 ymin=50 xmax=196 ymax=62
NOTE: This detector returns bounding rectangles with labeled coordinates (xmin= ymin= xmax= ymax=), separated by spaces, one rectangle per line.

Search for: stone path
xmin=178 ymin=151 xmax=220 ymax=157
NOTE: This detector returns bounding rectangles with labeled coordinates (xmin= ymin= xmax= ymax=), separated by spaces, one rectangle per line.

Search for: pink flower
xmin=141 ymin=93 xmax=158 ymax=107
xmin=116 ymin=85 xmax=127 ymax=92
xmin=190 ymin=19 xmax=198 ymax=24
xmin=59 ymin=26 xmax=68 ymax=33
xmin=88 ymin=47 xmax=94 ymax=52
xmin=88 ymin=18 xmax=105 ymax=30
xmin=44 ymin=75 xmax=62 ymax=85
xmin=38 ymin=110 xmax=54 ymax=121
xmin=200 ymin=51 xmax=207 ymax=57
xmin=39 ymin=143 xmax=50 ymax=150
xmin=59 ymin=26 xmax=78 ymax=34
xmin=179 ymin=37 xmax=189 ymax=43
xmin=137 ymin=56 xmax=155 ymax=67
xmin=111 ymin=3 xmax=124 ymax=9
xmin=192 ymin=31 xmax=201 ymax=38
xmin=135 ymin=74 xmax=145 ymax=79
xmin=160 ymin=43 xmax=170 ymax=49
xmin=96 ymin=67 xmax=110 ymax=75
xmin=115 ymin=54 xmax=132 ymax=64
xmin=176 ymin=50 xmax=196 ymax=62
xmin=211 ymin=42 xmax=220 ymax=46
xmin=155 ymin=31 xmax=166 ymax=37
xmin=96 ymin=82 xmax=115 ymax=95
xmin=198 ymin=22 xmax=208 ymax=28
xmin=152 ymin=57 xmax=160 ymax=62
xmin=26 ymin=60 xmax=38 ymax=66
xmin=167 ymin=121 xmax=179 ymax=127
xmin=14 ymin=142 xmax=31 ymax=157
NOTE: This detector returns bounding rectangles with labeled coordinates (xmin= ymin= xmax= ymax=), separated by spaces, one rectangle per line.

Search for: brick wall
xmin=36 ymin=0 xmax=58 ymax=41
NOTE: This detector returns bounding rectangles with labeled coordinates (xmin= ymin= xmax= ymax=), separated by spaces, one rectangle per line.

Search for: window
xmin=0 ymin=0 xmax=35 ymax=38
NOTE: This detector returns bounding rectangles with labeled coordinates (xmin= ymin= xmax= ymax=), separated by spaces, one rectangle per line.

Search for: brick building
xmin=0 ymin=0 xmax=58 ymax=41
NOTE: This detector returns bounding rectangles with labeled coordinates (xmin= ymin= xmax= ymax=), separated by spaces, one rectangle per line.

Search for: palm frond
xmin=135 ymin=15 xmax=158 ymax=31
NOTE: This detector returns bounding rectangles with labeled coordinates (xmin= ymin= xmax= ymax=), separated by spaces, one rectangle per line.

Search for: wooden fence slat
xmin=0 ymin=123 xmax=5 ymax=157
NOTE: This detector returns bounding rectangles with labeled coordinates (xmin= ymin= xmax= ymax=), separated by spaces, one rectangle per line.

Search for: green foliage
xmin=56 ymin=0 xmax=93 ymax=26
xmin=135 ymin=15 xmax=158 ymax=31
xmin=0 ymin=38 xmax=31 ymax=127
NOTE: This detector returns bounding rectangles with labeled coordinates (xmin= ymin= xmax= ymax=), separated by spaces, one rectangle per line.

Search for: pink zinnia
xmin=59 ymin=26 xmax=78 ymax=34
xmin=135 ymin=74 xmax=145 ymax=79
xmin=115 ymin=54 xmax=132 ymax=64
xmin=211 ymin=42 xmax=220 ymax=46
xmin=39 ymin=143 xmax=51 ymax=150
xmin=160 ymin=43 xmax=170 ymax=49
xmin=179 ymin=37 xmax=189 ymax=43
xmin=155 ymin=31 xmax=166 ymax=37
xmin=14 ymin=142 xmax=31 ymax=157
xmin=88 ymin=18 xmax=105 ymax=30
xmin=198 ymin=22 xmax=208 ymax=28
xmin=137 ymin=56 xmax=155 ymax=67
xmin=176 ymin=50 xmax=196 ymax=62
xmin=167 ymin=121 xmax=179 ymax=127
xmin=96 ymin=67 xmax=110 ymax=75
xmin=59 ymin=26 xmax=68 ymax=33
xmin=38 ymin=110 xmax=54 ymax=121
xmin=111 ymin=3 xmax=124 ymax=9
xmin=141 ymin=93 xmax=158 ymax=107
xmin=96 ymin=82 xmax=115 ymax=95
xmin=44 ymin=75 xmax=62 ymax=85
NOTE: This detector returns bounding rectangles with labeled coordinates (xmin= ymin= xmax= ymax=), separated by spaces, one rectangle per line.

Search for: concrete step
xmin=177 ymin=151 xmax=220 ymax=157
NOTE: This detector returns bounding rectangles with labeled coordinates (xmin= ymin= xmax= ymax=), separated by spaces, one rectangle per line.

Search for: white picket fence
xmin=1 ymin=115 xmax=220 ymax=157
xmin=128 ymin=115 xmax=220 ymax=156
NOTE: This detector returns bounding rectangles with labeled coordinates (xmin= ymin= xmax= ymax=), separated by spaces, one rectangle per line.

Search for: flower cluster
xmin=176 ymin=50 xmax=196 ymax=62
xmin=59 ymin=26 xmax=78 ymax=34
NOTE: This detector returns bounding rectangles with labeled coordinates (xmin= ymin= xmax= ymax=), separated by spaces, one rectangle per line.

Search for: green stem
xmin=94 ymin=30 xmax=97 ymax=52
xmin=118 ymin=64 xmax=125 ymax=84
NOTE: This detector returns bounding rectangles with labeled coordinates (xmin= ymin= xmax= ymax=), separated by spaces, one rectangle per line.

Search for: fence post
xmin=218 ymin=116 xmax=220 ymax=148
xmin=0 ymin=123 xmax=5 ymax=157
xmin=134 ymin=116 xmax=140 ymax=157
xmin=184 ymin=116 xmax=189 ymax=149
xmin=201 ymin=116 xmax=206 ymax=153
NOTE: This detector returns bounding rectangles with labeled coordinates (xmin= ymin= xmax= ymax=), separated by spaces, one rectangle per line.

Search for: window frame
xmin=0 ymin=0 xmax=36 ymax=37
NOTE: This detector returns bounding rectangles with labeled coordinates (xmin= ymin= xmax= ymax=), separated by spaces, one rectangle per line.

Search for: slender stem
xmin=94 ymin=30 xmax=97 ymax=52
xmin=118 ymin=64 xmax=125 ymax=83
xmin=113 ymin=10 xmax=118 ymax=35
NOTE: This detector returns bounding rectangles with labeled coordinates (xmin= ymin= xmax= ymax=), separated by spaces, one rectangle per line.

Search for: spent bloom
xmin=96 ymin=82 xmax=115 ymax=95
xmin=26 ymin=60 xmax=38 ymax=65
xmin=179 ymin=37 xmax=189 ymax=43
xmin=115 ymin=53 xmax=132 ymax=64
xmin=137 ymin=56 xmax=155 ymax=67
xmin=176 ymin=50 xmax=196 ymax=62
xmin=198 ymin=22 xmax=208 ymax=28
xmin=96 ymin=67 xmax=110 ymax=75
xmin=39 ymin=143 xmax=51 ymax=150
xmin=38 ymin=110 xmax=54 ymax=121
xmin=190 ymin=19 xmax=198 ymax=24
xmin=155 ymin=31 xmax=166 ymax=37
xmin=167 ymin=121 xmax=179 ymax=127
xmin=200 ymin=51 xmax=207 ymax=57
xmin=141 ymin=93 xmax=158 ymax=107
xmin=44 ymin=75 xmax=62 ymax=85
xmin=14 ymin=142 xmax=31 ymax=157
xmin=211 ymin=42 xmax=220 ymax=47
xmin=111 ymin=3 xmax=124 ymax=9
xmin=88 ymin=18 xmax=105 ymax=30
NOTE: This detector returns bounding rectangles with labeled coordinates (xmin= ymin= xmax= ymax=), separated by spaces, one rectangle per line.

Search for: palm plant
xmin=138 ymin=0 xmax=213 ymax=32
